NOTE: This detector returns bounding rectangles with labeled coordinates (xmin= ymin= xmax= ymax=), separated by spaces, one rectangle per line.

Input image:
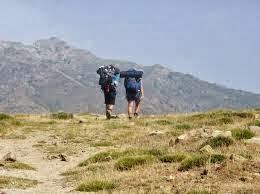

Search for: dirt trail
xmin=0 ymin=131 xmax=89 ymax=194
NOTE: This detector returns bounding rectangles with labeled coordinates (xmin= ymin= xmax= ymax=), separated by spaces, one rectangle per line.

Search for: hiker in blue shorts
xmin=122 ymin=69 xmax=144 ymax=119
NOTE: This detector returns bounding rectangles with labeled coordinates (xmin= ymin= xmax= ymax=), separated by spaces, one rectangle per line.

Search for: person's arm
xmin=141 ymin=79 xmax=144 ymax=99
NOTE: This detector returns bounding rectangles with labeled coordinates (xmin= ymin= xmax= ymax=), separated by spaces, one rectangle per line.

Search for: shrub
xmin=201 ymin=136 xmax=234 ymax=148
xmin=231 ymin=128 xmax=255 ymax=140
xmin=178 ymin=155 xmax=209 ymax=171
xmin=159 ymin=153 xmax=187 ymax=163
xmin=115 ymin=155 xmax=154 ymax=171
xmin=51 ymin=112 xmax=73 ymax=120
xmin=77 ymin=180 xmax=116 ymax=192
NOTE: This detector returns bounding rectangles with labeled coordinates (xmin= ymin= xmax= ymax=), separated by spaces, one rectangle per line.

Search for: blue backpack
xmin=125 ymin=77 xmax=141 ymax=93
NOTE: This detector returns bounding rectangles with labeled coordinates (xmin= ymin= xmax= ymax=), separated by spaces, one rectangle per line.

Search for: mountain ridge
xmin=0 ymin=37 xmax=260 ymax=114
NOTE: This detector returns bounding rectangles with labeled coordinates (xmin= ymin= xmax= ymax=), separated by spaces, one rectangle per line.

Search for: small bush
xmin=0 ymin=113 xmax=13 ymax=120
xmin=178 ymin=155 xmax=209 ymax=171
xmin=210 ymin=154 xmax=226 ymax=164
xmin=201 ymin=136 xmax=234 ymax=148
xmin=115 ymin=155 xmax=154 ymax=171
xmin=232 ymin=128 xmax=255 ymax=140
xmin=51 ymin=112 xmax=73 ymax=120
xmin=159 ymin=153 xmax=187 ymax=163
xmin=77 ymin=180 xmax=116 ymax=192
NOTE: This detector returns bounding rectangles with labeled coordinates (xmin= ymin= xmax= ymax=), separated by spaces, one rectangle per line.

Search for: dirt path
xmin=0 ymin=131 xmax=90 ymax=194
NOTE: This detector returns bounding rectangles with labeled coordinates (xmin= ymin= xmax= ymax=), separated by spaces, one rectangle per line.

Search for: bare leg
xmin=128 ymin=101 xmax=134 ymax=119
xmin=106 ymin=104 xmax=113 ymax=119
xmin=135 ymin=101 xmax=141 ymax=114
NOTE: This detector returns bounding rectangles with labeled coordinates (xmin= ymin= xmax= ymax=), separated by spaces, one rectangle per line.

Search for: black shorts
xmin=126 ymin=91 xmax=141 ymax=103
xmin=104 ymin=90 xmax=116 ymax=105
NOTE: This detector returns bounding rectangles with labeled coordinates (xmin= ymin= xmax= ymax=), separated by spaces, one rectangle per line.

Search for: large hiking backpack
xmin=125 ymin=77 xmax=141 ymax=93
xmin=97 ymin=65 xmax=119 ymax=92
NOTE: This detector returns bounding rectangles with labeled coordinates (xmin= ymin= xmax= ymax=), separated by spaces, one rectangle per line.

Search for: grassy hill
xmin=0 ymin=110 xmax=259 ymax=193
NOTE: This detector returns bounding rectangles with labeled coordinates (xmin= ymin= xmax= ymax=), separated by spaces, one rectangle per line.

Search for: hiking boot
xmin=106 ymin=110 xmax=111 ymax=120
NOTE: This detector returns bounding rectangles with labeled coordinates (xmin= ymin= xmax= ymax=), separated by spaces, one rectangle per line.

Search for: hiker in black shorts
xmin=97 ymin=65 xmax=120 ymax=119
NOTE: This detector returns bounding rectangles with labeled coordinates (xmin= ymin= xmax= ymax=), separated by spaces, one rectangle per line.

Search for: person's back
xmin=97 ymin=64 xmax=120 ymax=119
xmin=123 ymin=69 xmax=144 ymax=119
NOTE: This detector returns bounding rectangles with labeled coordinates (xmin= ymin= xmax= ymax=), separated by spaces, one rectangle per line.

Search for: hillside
xmin=0 ymin=110 xmax=259 ymax=193
xmin=0 ymin=37 xmax=260 ymax=114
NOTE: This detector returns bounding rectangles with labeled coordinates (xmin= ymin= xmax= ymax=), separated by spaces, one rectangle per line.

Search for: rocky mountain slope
xmin=0 ymin=37 xmax=260 ymax=114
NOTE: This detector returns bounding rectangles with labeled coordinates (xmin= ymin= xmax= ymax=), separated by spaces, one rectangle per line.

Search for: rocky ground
xmin=0 ymin=110 xmax=259 ymax=194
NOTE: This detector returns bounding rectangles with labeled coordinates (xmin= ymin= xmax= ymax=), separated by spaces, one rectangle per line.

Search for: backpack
xmin=97 ymin=65 xmax=119 ymax=92
xmin=125 ymin=77 xmax=141 ymax=93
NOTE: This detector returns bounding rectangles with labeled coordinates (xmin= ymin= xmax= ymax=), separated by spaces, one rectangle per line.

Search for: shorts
xmin=104 ymin=90 xmax=116 ymax=105
xmin=126 ymin=91 xmax=141 ymax=103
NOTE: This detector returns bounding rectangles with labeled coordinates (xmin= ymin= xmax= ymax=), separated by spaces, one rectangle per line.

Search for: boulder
xmin=149 ymin=130 xmax=164 ymax=136
xmin=249 ymin=126 xmax=260 ymax=136
xmin=2 ymin=152 xmax=16 ymax=162
xmin=175 ymin=128 xmax=212 ymax=143
xmin=245 ymin=137 xmax=260 ymax=145
xmin=230 ymin=154 xmax=247 ymax=162
xmin=212 ymin=130 xmax=232 ymax=138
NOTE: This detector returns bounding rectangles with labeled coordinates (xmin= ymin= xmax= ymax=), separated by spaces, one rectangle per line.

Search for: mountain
xmin=0 ymin=37 xmax=260 ymax=114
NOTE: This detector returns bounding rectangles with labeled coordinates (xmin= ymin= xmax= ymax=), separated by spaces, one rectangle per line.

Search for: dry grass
xmin=0 ymin=109 xmax=259 ymax=193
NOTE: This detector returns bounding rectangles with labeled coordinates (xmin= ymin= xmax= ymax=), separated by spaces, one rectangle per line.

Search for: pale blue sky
xmin=0 ymin=0 xmax=259 ymax=93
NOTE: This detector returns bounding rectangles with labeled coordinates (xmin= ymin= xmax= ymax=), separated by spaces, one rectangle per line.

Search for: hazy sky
xmin=0 ymin=0 xmax=259 ymax=93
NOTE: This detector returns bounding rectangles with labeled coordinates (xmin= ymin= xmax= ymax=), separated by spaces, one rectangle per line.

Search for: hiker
xmin=97 ymin=64 xmax=120 ymax=119
xmin=121 ymin=69 xmax=144 ymax=119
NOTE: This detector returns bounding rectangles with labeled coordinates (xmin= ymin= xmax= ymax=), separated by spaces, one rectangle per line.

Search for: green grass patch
xmin=0 ymin=113 xmax=13 ymax=120
xmin=79 ymin=148 xmax=166 ymax=167
xmin=201 ymin=136 xmax=234 ymax=148
xmin=0 ymin=175 xmax=38 ymax=189
xmin=174 ymin=123 xmax=192 ymax=130
xmin=231 ymin=128 xmax=255 ymax=140
xmin=115 ymin=155 xmax=154 ymax=171
xmin=77 ymin=180 xmax=116 ymax=192
xmin=178 ymin=155 xmax=209 ymax=171
xmin=105 ymin=122 xmax=130 ymax=129
xmin=159 ymin=153 xmax=187 ymax=163
xmin=255 ymin=120 xmax=260 ymax=127
xmin=0 ymin=162 xmax=36 ymax=171
xmin=154 ymin=119 xmax=173 ymax=125
xmin=91 ymin=141 xmax=113 ymax=147
xmin=210 ymin=154 xmax=226 ymax=164
xmin=51 ymin=112 xmax=73 ymax=120
xmin=187 ymin=190 xmax=213 ymax=194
